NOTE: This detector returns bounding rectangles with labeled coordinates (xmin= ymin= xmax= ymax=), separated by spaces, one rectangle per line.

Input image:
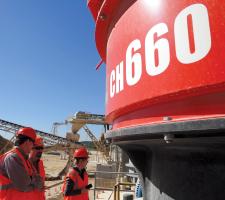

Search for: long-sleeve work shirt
xmin=0 ymin=147 xmax=42 ymax=192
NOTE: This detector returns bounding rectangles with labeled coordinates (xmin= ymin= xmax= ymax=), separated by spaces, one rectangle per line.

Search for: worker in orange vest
xmin=62 ymin=147 xmax=92 ymax=200
xmin=0 ymin=127 xmax=43 ymax=200
xmin=29 ymin=135 xmax=45 ymax=200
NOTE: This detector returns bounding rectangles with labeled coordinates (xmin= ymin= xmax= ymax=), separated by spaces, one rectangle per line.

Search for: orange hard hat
xmin=34 ymin=135 xmax=44 ymax=147
xmin=16 ymin=127 xmax=36 ymax=142
xmin=73 ymin=147 xmax=89 ymax=158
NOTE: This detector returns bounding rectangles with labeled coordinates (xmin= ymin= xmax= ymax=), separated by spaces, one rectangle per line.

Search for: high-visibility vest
xmin=0 ymin=148 xmax=34 ymax=200
xmin=62 ymin=168 xmax=88 ymax=200
xmin=32 ymin=159 xmax=46 ymax=200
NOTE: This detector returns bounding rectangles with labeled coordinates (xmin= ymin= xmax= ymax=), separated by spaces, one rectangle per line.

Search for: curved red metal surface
xmin=88 ymin=0 xmax=225 ymax=129
xmin=87 ymin=0 xmax=121 ymax=62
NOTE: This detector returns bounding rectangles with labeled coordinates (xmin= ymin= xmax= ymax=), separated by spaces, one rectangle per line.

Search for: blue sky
xmin=0 ymin=0 xmax=106 ymax=141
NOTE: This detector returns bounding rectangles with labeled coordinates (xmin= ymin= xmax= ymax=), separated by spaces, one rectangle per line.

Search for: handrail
xmin=89 ymin=171 xmax=139 ymax=175
xmin=114 ymin=182 xmax=135 ymax=200
xmin=88 ymin=171 xmax=138 ymax=200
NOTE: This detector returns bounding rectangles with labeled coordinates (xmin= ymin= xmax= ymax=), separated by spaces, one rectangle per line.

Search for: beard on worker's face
xmin=36 ymin=152 xmax=43 ymax=159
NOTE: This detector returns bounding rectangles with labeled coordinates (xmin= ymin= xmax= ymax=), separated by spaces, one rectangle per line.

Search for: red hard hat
xmin=34 ymin=135 xmax=44 ymax=147
xmin=16 ymin=127 xmax=36 ymax=142
xmin=73 ymin=147 xmax=89 ymax=158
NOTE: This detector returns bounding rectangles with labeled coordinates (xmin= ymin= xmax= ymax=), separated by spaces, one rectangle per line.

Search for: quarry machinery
xmin=67 ymin=111 xmax=111 ymax=162
xmin=51 ymin=121 xmax=68 ymax=136
xmin=88 ymin=1 xmax=225 ymax=199
xmin=0 ymin=118 xmax=72 ymax=147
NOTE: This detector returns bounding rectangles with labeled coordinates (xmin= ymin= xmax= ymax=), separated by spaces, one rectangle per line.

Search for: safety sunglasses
xmin=33 ymin=146 xmax=44 ymax=150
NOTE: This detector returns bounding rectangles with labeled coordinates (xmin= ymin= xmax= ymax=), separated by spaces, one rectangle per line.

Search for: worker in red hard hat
xmin=62 ymin=147 xmax=92 ymax=200
xmin=0 ymin=127 xmax=43 ymax=200
xmin=29 ymin=135 xmax=46 ymax=200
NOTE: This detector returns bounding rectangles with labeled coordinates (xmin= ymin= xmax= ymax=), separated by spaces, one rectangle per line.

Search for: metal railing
xmin=88 ymin=171 xmax=139 ymax=200
xmin=114 ymin=182 xmax=136 ymax=200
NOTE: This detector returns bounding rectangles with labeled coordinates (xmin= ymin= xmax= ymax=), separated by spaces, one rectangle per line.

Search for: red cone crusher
xmin=88 ymin=1 xmax=225 ymax=199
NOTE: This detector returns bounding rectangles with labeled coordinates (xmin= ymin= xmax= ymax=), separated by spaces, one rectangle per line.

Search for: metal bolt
xmin=99 ymin=13 xmax=107 ymax=20
xmin=164 ymin=134 xmax=174 ymax=143
xmin=163 ymin=116 xmax=172 ymax=121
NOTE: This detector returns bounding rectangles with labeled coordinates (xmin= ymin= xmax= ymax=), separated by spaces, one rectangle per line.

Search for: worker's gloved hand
xmin=32 ymin=175 xmax=44 ymax=191
xmin=85 ymin=184 xmax=93 ymax=189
